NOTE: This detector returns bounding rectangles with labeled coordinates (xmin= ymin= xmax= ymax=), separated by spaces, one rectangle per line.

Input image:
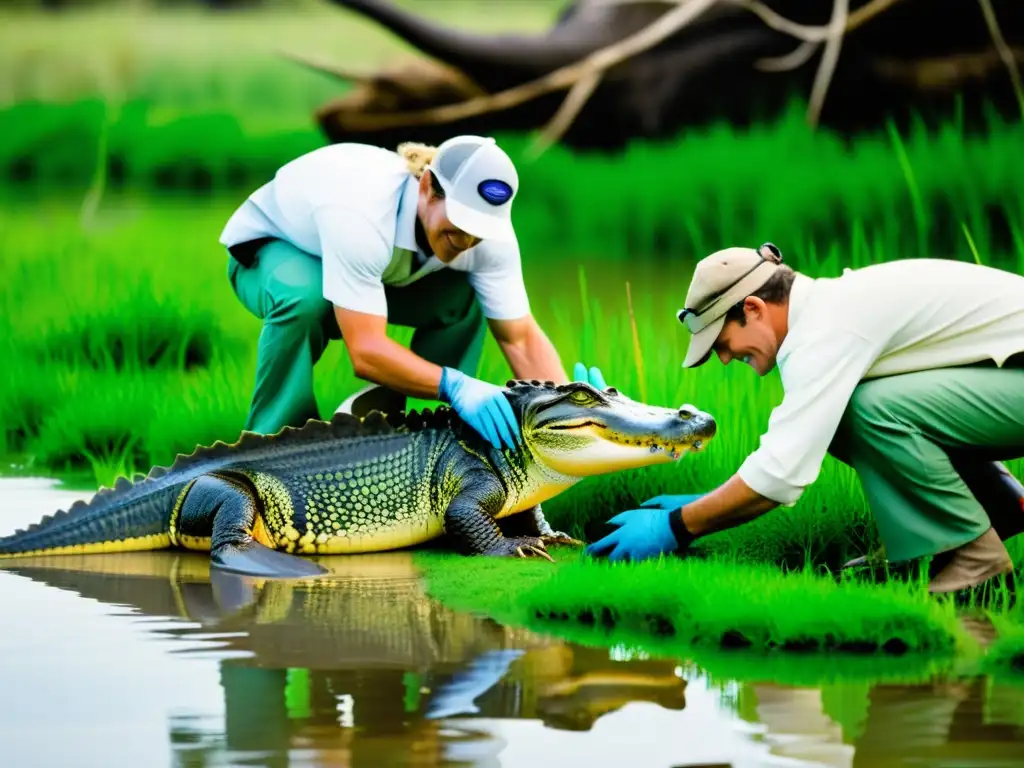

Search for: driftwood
xmin=288 ymin=0 xmax=1024 ymax=155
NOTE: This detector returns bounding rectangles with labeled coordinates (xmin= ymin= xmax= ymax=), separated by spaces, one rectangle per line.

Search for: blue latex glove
xmin=573 ymin=361 xmax=608 ymax=390
xmin=584 ymin=507 xmax=692 ymax=563
xmin=640 ymin=494 xmax=705 ymax=511
xmin=438 ymin=367 xmax=521 ymax=452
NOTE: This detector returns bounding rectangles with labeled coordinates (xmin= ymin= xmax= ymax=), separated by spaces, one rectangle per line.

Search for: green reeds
xmin=4 ymin=191 xmax=1024 ymax=567
xmin=2 ymin=96 xmax=1023 ymax=266
xmin=414 ymin=550 xmax=971 ymax=660
xmin=985 ymin=611 xmax=1024 ymax=678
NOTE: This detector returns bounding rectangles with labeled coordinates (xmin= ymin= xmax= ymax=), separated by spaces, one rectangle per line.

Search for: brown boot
xmin=928 ymin=527 xmax=1014 ymax=596
xmin=949 ymin=458 xmax=1024 ymax=541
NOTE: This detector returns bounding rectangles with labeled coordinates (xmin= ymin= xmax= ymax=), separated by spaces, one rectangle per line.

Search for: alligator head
xmin=503 ymin=379 xmax=716 ymax=478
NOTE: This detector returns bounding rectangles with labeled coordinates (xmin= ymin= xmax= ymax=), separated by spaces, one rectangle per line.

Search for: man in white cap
xmin=586 ymin=242 xmax=1024 ymax=601
xmin=220 ymin=135 xmax=605 ymax=449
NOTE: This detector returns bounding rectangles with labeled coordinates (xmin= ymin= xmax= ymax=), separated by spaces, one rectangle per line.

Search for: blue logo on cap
xmin=477 ymin=179 xmax=512 ymax=206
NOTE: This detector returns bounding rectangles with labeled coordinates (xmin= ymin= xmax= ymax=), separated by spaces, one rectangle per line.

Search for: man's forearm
xmin=680 ymin=473 xmax=779 ymax=537
xmin=500 ymin=322 xmax=568 ymax=384
xmin=348 ymin=336 xmax=445 ymax=400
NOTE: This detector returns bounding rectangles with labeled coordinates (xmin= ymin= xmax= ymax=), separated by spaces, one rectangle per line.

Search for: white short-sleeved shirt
xmin=737 ymin=258 xmax=1024 ymax=505
xmin=219 ymin=143 xmax=531 ymax=321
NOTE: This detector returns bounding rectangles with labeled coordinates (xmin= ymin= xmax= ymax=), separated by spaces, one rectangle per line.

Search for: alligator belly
xmin=245 ymin=468 xmax=447 ymax=556
xmin=266 ymin=514 xmax=444 ymax=555
xmin=300 ymin=515 xmax=446 ymax=555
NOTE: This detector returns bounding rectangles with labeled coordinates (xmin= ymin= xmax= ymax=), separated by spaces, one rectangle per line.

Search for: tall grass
xmin=414 ymin=550 xmax=973 ymax=660
xmin=3 ymin=176 xmax=1024 ymax=567
xmin=4 ymin=98 xmax=1024 ymax=266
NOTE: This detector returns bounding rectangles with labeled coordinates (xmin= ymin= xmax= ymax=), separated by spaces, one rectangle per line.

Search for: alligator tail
xmin=0 ymin=472 xmax=187 ymax=559
xmin=0 ymin=408 xmax=457 ymax=560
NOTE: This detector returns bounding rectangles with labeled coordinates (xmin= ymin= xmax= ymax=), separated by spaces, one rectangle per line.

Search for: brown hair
xmin=724 ymin=244 xmax=796 ymax=325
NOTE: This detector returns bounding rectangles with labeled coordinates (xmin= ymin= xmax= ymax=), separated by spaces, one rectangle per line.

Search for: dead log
xmin=293 ymin=0 xmax=1024 ymax=153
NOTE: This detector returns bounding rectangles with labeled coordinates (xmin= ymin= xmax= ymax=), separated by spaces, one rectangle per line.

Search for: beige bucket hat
xmin=677 ymin=243 xmax=785 ymax=368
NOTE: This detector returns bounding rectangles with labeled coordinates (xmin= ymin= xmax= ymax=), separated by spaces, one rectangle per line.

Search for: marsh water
xmin=2 ymin=477 xmax=1024 ymax=768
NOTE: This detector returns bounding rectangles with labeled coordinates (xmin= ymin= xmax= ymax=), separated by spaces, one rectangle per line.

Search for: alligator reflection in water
xmin=0 ymin=551 xmax=691 ymax=765
xmin=3 ymin=551 xmax=1024 ymax=767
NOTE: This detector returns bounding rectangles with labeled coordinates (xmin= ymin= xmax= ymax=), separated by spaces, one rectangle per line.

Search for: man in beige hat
xmin=586 ymin=243 xmax=1024 ymax=600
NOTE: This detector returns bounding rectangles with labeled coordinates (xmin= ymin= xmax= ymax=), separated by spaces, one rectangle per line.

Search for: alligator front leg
xmin=498 ymin=504 xmax=583 ymax=548
xmin=529 ymin=504 xmax=584 ymax=548
xmin=174 ymin=473 xmax=328 ymax=578
xmin=444 ymin=471 xmax=554 ymax=562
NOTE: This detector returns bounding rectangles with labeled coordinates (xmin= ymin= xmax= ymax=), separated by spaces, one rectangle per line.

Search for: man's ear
xmin=743 ymin=296 xmax=768 ymax=320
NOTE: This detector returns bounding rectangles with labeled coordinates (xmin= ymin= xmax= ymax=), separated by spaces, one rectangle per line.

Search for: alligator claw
xmin=518 ymin=545 xmax=556 ymax=563
xmin=541 ymin=532 xmax=584 ymax=548
xmin=484 ymin=536 xmax=555 ymax=563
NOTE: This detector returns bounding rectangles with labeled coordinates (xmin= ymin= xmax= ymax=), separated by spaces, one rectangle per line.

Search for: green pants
xmin=227 ymin=239 xmax=486 ymax=435
xmin=827 ymin=364 xmax=1024 ymax=563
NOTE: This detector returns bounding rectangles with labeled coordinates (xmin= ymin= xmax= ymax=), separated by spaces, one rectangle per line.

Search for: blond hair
xmin=397 ymin=142 xmax=438 ymax=178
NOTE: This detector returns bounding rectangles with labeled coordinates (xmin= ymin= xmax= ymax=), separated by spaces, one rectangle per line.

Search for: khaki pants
xmin=827 ymin=364 xmax=1024 ymax=563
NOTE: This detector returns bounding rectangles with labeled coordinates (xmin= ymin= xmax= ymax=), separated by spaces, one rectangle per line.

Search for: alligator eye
xmin=569 ymin=390 xmax=595 ymax=405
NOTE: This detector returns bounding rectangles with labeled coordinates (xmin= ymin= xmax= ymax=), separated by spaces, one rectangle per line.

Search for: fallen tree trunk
xmin=295 ymin=0 xmax=1024 ymax=153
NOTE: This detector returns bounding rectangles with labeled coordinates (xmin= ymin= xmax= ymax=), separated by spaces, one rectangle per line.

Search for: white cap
xmin=425 ymin=135 xmax=518 ymax=242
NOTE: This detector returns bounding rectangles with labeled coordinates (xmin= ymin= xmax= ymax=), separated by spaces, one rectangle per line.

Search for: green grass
xmin=0 ymin=195 xmax=882 ymax=568
xmin=0 ymin=3 xmax=563 ymax=106
xmin=0 ymin=3 xmax=562 ymax=192
xmin=3 ymin=178 xmax=1024 ymax=569
xmin=985 ymin=606 xmax=1024 ymax=679
xmin=413 ymin=549 xmax=975 ymax=660
xmin=4 ymin=97 xmax=1024 ymax=264
xmin=2 ymin=5 xmax=1024 ymax=573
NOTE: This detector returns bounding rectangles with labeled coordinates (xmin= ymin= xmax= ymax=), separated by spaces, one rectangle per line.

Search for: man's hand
xmin=573 ymin=362 xmax=608 ymax=390
xmin=438 ymin=367 xmax=521 ymax=452
xmin=584 ymin=507 xmax=695 ymax=563
xmin=584 ymin=474 xmax=780 ymax=563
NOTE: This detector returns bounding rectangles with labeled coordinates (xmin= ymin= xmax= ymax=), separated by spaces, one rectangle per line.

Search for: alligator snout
xmin=677 ymin=403 xmax=716 ymax=439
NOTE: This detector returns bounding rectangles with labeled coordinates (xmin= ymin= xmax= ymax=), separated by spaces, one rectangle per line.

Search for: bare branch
xmin=279 ymin=48 xmax=377 ymax=84
xmin=334 ymin=0 xmax=720 ymax=132
xmin=326 ymin=0 xmax=904 ymax=140
xmin=528 ymin=0 xmax=720 ymax=157
xmin=726 ymin=0 xmax=904 ymax=42
xmin=869 ymin=47 xmax=1024 ymax=90
xmin=806 ymin=0 xmax=849 ymax=127
xmin=756 ymin=40 xmax=820 ymax=72
xmin=976 ymin=0 xmax=1024 ymax=118
xmin=527 ymin=69 xmax=605 ymax=158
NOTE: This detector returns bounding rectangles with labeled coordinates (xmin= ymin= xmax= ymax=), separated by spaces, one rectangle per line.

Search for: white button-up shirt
xmin=219 ymin=143 xmax=531 ymax=321
xmin=738 ymin=258 xmax=1024 ymax=505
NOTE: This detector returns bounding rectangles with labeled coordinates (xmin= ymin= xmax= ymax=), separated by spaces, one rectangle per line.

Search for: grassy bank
xmin=986 ymin=611 xmax=1024 ymax=678
xmin=413 ymin=549 xmax=975 ymax=661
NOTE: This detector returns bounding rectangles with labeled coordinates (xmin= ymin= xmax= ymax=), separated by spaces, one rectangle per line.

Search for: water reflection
xmin=0 ymin=551 xmax=699 ymax=766
xmin=2 ymin=477 xmax=1024 ymax=767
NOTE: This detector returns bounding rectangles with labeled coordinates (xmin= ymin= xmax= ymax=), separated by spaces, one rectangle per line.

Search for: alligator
xmin=0 ymin=379 xmax=716 ymax=578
